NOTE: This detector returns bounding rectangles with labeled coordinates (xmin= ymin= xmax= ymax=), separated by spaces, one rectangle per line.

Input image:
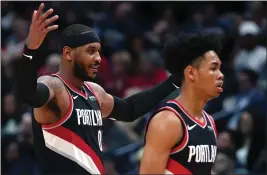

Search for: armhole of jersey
xmin=204 ymin=111 xmax=217 ymax=140
xmin=166 ymin=106 xmax=189 ymax=154
xmin=42 ymin=88 xmax=74 ymax=130
xmin=84 ymin=82 xmax=101 ymax=109
xmin=144 ymin=106 xmax=189 ymax=154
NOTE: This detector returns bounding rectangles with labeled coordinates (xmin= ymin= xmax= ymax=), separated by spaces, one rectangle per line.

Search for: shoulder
xmin=148 ymin=110 xmax=182 ymax=133
xmin=146 ymin=110 xmax=183 ymax=147
xmin=85 ymin=81 xmax=107 ymax=101
xmin=37 ymin=75 xmax=65 ymax=93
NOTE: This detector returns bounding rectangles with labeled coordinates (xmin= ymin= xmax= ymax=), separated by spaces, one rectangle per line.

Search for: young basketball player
xmin=140 ymin=33 xmax=224 ymax=174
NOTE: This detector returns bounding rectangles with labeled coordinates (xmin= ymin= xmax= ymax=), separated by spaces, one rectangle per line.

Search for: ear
xmin=62 ymin=46 xmax=73 ymax=61
xmin=184 ymin=65 xmax=196 ymax=82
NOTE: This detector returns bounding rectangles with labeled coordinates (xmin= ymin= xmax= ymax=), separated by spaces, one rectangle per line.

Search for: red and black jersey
xmin=32 ymin=73 xmax=104 ymax=175
xmin=145 ymin=100 xmax=217 ymax=175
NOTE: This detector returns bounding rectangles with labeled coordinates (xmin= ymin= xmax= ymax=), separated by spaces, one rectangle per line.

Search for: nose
xmin=95 ymin=54 xmax=101 ymax=64
xmin=218 ymin=70 xmax=224 ymax=80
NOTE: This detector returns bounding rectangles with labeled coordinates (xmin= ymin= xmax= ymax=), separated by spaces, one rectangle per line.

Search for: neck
xmin=58 ymin=65 xmax=84 ymax=90
xmin=176 ymin=84 xmax=207 ymax=118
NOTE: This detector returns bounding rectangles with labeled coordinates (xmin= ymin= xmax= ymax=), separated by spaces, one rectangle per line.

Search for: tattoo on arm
xmin=37 ymin=76 xmax=64 ymax=99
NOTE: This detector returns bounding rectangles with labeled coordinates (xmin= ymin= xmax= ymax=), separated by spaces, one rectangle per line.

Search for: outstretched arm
xmin=15 ymin=3 xmax=59 ymax=108
xmin=88 ymin=77 xmax=178 ymax=121
xmin=140 ymin=110 xmax=183 ymax=173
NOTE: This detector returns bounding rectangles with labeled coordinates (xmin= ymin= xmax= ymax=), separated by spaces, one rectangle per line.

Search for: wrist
xmin=23 ymin=45 xmax=40 ymax=59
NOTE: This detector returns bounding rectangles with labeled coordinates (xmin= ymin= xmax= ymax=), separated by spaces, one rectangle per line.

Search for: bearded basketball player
xmin=15 ymin=3 xmax=179 ymax=175
xmin=140 ymin=33 xmax=223 ymax=174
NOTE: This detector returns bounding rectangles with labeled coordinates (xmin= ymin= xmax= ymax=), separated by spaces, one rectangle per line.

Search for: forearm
xmin=140 ymin=151 xmax=169 ymax=174
xmin=108 ymin=76 xmax=177 ymax=122
xmin=15 ymin=46 xmax=49 ymax=107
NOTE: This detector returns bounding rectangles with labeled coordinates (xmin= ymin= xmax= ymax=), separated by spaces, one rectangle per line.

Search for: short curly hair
xmin=162 ymin=33 xmax=222 ymax=80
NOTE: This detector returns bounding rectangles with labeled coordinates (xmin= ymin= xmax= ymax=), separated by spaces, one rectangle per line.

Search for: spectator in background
xmin=38 ymin=53 xmax=61 ymax=76
xmin=226 ymin=68 xmax=265 ymax=130
xmin=105 ymin=51 xmax=132 ymax=97
xmin=235 ymin=111 xmax=265 ymax=172
xmin=217 ymin=129 xmax=236 ymax=150
xmin=2 ymin=113 xmax=38 ymax=175
xmin=128 ymin=49 xmax=168 ymax=90
xmin=2 ymin=16 xmax=29 ymax=65
xmin=234 ymin=21 xmax=266 ymax=74
xmin=2 ymin=141 xmax=20 ymax=175
xmin=212 ymin=148 xmax=236 ymax=175
xmin=2 ymin=93 xmax=21 ymax=135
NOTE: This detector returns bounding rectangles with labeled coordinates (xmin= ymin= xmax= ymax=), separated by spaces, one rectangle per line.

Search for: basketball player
xmin=15 ymin=4 xmax=179 ymax=175
xmin=140 ymin=33 xmax=224 ymax=174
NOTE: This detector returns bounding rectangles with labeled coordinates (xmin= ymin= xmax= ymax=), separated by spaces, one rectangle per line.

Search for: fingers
xmin=32 ymin=10 xmax=37 ymax=22
xmin=34 ymin=3 xmax=44 ymax=22
xmin=38 ymin=8 xmax=54 ymax=25
xmin=43 ymin=25 xmax=59 ymax=34
xmin=40 ymin=15 xmax=59 ymax=30
xmin=31 ymin=3 xmax=59 ymax=34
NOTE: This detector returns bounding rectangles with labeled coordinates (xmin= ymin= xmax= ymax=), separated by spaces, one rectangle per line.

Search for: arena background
xmin=1 ymin=1 xmax=266 ymax=174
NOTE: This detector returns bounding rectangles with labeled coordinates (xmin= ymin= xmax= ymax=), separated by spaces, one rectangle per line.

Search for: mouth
xmin=216 ymin=81 xmax=223 ymax=88
xmin=89 ymin=65 xmax=100 ymax=72
xmin=216 ymin=81 xmax=224 ymax=92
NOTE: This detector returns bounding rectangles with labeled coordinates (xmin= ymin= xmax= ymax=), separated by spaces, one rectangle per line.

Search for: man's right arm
xmin=15 ymin=48 xmax=61 ymax=108
xmin=140 ymin=110 xmax=183 ymax=174
xmin=15 ymin=3 xmax=59 ymax=108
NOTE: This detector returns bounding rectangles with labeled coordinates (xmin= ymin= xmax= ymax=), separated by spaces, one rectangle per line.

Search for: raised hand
xmin=26 ymin=3 xmax=59 ymax=49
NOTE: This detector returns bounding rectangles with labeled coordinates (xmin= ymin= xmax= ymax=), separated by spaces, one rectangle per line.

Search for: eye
xmin=211 ymin=67 xmax=216 ymax=71
xmin=88 ymin=50 xmax=94 ymax=55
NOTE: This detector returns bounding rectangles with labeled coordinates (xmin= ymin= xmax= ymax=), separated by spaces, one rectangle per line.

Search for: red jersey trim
xmin=166 ymin=158 xmax=192 ymax=174
xmin=42 ymin=88 xmax=74 ymax=129
xmin=43 ymin=126 xmax=104 ymax=174
xmin=144 ymin=106 xmax=189 ymax=154
xmin=203 ymin=111 xmax=217 ymax=140
xmin=52 ymin=73 xmax=88 ymax=99
xmin=167 ymin=100 xmax=207 ymax=128
xmin=84 ymin=82 xmax=101 ymax=109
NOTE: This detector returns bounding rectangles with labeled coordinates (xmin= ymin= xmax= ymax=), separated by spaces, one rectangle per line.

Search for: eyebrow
xmin=86 ymin=46 xmax=101 ymax=51
xmin=210 ymin=61 xmax=221 ymax=67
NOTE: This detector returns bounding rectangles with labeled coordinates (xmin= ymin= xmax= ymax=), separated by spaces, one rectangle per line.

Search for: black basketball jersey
xmin=145 ymin=100 xmax=217 ymax=175
xmin=32 ymin=73 xmax=104 ymax=175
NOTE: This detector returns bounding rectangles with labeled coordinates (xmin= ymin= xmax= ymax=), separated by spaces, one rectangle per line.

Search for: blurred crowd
xmin=1 ymin=1 xmax=266 ymax=175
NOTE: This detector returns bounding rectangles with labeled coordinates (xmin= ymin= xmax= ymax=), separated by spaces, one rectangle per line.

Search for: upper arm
xmin=37 ymin=76 xmax=65 ymax=106
xmin=140 ymin=110 xmax=183 ymax=174
xmin=86 ymin=82 xmax=114 ymax=118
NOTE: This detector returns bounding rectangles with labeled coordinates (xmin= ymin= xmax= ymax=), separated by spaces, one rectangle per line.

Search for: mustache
xmin=89 ymin=61 xmax=100 ymax=68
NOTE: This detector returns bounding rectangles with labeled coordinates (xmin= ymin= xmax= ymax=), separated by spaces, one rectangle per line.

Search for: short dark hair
xmin=58 ymin=24 xmax=93 ymax=53
xmin=162 ymin=33 xmax=222 ymax=79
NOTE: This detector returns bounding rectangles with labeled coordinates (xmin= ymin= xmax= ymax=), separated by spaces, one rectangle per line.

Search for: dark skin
xmin=27 ymin=3 xmax=122 ymax=125
xmin=140 ymin=51 xmax=224 ymax=174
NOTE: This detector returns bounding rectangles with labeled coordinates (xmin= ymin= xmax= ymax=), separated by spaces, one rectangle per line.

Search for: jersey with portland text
xmin=145 ymin=100 xmax=217 ymax=175
xmin=32 ymin=73 xmax=104 ymax=175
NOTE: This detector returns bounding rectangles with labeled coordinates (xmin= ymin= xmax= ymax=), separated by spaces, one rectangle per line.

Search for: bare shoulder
xmin=85 ymin=81 xmax=105 ymax=92
xmin=146 ymin=110 xmax=183 ymax=148
xmin=37 ymin=75 xmax=65 ymax=93
xmin=85 ymin=81 xmax=106 ymax=99
xmin=148 ymin=110 xmax=182 ymax=134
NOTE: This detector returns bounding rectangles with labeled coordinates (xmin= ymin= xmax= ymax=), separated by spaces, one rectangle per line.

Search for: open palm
xmin=26 ymin=3 xmax=59 ymax=50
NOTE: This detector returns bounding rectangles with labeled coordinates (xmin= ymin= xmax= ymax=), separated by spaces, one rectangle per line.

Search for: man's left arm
xmin=87 ymin=75 xmax=178 ymax=121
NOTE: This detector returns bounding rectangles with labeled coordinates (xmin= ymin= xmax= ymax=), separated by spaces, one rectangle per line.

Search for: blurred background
xmin=1 ymin=1 xmax=266 ymax=175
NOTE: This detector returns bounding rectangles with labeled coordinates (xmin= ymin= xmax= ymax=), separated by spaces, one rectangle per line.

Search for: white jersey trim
xmin=42 ymin=129 xmax=101 ymax=174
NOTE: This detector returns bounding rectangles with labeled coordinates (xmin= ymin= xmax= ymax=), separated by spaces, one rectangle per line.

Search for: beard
xmin=73 ymin=60 xmax=94 ymax=81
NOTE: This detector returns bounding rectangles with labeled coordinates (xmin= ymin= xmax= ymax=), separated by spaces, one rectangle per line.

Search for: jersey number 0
xmin=98 ymin=130 xmax=103 ymax=151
